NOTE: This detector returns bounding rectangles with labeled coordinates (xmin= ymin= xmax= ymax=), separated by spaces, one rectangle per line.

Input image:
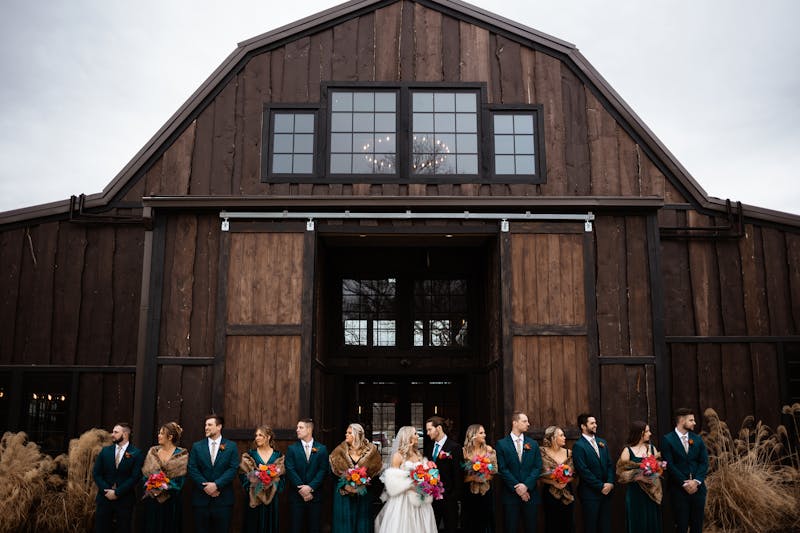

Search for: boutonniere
xmin=311 ymin=447 xmax=318 ymax=453
xmin=523 ymin=443 xmax=532 ymax=451
xmin=438 ymin=450 xmax=452 ymax=460
xmin=598 ymin=442 xmax=605 ymax=448
xmin=219 ymin=444 xmax=226 ymax=451
xmin=124 ymin=452 xmax=132 ymax=459
xmin=688 ymin=439 xmax=694 ymax=446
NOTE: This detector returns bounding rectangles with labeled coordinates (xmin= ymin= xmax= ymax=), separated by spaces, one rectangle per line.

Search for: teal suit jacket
xmin=285 ymin=440 xmax=329 ymax=503
xmin=496 ymin=434 xmax=542 ymax=504
xmin=661 ymin=431 xmax=708 ymax=489
xmin=572 ymin=436 xmax=614 ymax=500
xmin=187 ymin=437 xmax=240 ymax=507
xmin=93 ymin=443 xmax=145 ymax=505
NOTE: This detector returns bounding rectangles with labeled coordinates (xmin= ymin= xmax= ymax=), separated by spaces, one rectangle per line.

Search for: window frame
xmin=261 ymin=83 xmax=547 ymax=184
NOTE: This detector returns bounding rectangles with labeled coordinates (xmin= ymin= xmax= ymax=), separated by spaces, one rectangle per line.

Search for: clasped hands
xmin=682 ymin=479 xmax=700 ymax=494
xmin=298 ymin=484 xmax=314 ymax=502
xmin=513 ymin=483 xmax=531 ymax=502
xmin=202 ymin=482 xmax=220 ymax=497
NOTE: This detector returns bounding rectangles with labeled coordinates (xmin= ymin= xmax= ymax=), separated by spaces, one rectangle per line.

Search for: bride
xmin=374 ymin=426 xmax=438 ymax=533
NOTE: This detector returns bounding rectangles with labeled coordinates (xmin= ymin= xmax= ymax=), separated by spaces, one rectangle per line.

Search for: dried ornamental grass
xmin=0 ymin=432 xmax=54 ymax=533
xmin=703 ymin=406 xmax=800 ymax=533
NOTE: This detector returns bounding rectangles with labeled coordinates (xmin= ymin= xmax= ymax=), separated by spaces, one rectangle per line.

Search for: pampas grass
xmin=703 ymin=405 xmax=800 ymax=533
xmin=0 ymin=432 xmax=54 ymax=533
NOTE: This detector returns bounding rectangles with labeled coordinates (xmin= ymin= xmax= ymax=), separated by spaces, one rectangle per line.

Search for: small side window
xmin=267 ymin=111 xmax=316 ymax=176
xmin=491 ymin=109 xmax=543 ymax=181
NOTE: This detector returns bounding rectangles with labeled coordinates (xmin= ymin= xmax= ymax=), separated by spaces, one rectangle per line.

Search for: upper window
xmin=263 ymin=84 xmax=544 ymax=183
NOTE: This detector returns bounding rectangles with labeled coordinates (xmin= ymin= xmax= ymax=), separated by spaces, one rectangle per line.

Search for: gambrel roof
xmin=2 ymin=0 xmax=797 ymax=227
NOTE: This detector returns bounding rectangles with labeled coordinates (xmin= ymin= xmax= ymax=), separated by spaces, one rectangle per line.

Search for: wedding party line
xmin=94 ymin=409 xmax=707 ymax=533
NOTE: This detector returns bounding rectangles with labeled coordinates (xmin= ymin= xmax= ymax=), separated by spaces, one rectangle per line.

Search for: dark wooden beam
xmin=584 ymin=230 xmax=600 ymax=412
xmin=211 ymin=230 xmax=231 ymax=415
xmin=648 ymin=214 xmax=671 ymax=437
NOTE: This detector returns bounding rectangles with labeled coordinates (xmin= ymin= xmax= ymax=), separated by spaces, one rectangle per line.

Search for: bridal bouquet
xmin=639 ymin=455 xmax=666 ymax=478
xmin=143 ymin=471 xmax=170 ymax=500
xmin=411 ymin=461 xmax=444 ymax=500
xmin=549 ymin=463 xmax=573 ymax=484
xmin=338 ymin=466 xmax=371 ymax=496
xmin=463 ymin=454 xmax=495 ymax=482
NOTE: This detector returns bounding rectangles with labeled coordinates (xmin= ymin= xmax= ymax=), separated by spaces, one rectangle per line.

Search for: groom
xmin=661 ymin=407 xmax=709 ymax=533
xmin=424 ymin=415 xmax=462 ymax=533
xmin=496 ymin=411 xmax=542 ymax=532
xmin=285 ymin=418 xmax=329 ymax=533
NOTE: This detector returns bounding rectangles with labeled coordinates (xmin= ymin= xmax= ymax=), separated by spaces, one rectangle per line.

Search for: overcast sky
xmin=1 ymin=0 xmax=798 ymax=215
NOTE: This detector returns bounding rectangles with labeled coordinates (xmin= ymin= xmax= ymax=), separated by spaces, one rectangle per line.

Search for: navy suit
xmin=661 ymin=431 xmax=708 ymax=533
xmin=424 ymin=436 xmax=463 ymax=533
xmin=496 ymin=434 xmax=542 ymax=533
xmin=187 ymin=437 xmax=240 ymax=533
xmin=572 ymin=436 xmax=614 ymax=533
xmin=285 ymin=439 xmax=329 ymax=533
xmin=92 ymin=443 xmax=144 ymax=533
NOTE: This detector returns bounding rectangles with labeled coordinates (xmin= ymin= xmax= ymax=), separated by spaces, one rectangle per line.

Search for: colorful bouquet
xmin=463 ymin=454 xmax=495 ymax=482
xmin=337 ymin=466 xmax=371 ymax=496
xmin=411 ymin=461 xmax=444 ymax=500
xmin=549 ymin=463 xmax=573 ymax=484
xmin=639 ymin=455 xmax=666 ymax=478
xmin=248 ymin=463 xmax=282 ymax=495
xmin=144 ymin=471 xmax=170 ymax=499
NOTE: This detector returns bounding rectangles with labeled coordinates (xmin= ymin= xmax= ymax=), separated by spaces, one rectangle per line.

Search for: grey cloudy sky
xmin=1 ymin=0 xmax=798 ymax=214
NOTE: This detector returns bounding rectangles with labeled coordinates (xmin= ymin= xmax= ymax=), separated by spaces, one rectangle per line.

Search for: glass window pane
xmin=330 ymin=153 xmax=351 ymax=173
xmin=353 ymin=113 xmax=374 ymax=132
xmin=434 ymin=92 xmax=455 ymax=112
xmin=374 ymin=134 xmax=396 ymax=153
xmin=494 ymin=115 xmax=514 ymax=134
xmin=516 ymin=155 xmax=536 ymax=174
xmin=272 ymin=154 xmax=293 ymax=173
xmin=456 ymin=113 xmax=477 ymax=133
xmin=515 ymin=135 xmax=535 ymax=154
xmin=494 ymin=135 xmax=515 ymax=154
xmin=437 ymin=154 xmax=456 ymax=174
xmin=414 ymin=321 xmax=424 ymax=347
xmin=294 ymin=134 xmax=314 ymax=153
xmin=456 ymin=92 xmax=477 ymax=112
xmin=413 ymin=92 xmax=434 ymax=112
xmin=374 ymin=113 xmax=395 ymax=132
xmin=274 ymin=114 xmax=294 ymax=133
xmin=456 ymin=133 xmax=477 ymax=153
xmin=344 ymin=319 xmax=367 ymax=345
xmin=435 ymin=134 xmax=455 ymax=155
xmin=413 ymin=113 xmax=434 ymax=132
xmin=434 ymin=113 xmax=456 ymax=132
xmin=374 ymin=320 xmax=396 ymax=346
xmin=331 ymin=133 xmax=352 ymax=152
xmin=495 ymin=155 xmax=515 ymax=174
xmin=273 ymin=134 xmax=293 ymax=153
xmin=457 ymin=154 xmax=478 ymax=174
xmin=352 ymin=154 xmax=373 ymax=174
xmin=353 ymin=133 xmax=374 ymax=154
xmin=331 ymin=112 xmax=352 ymax=132
xmin=295 ymin=114 xmax=315 ymax=133
xmin=413 ymin=134 xmax=435 ymax=154
xmin=375 ymin=92 xmax=396 ymax=112
xmin=293 ymin=154 xmax=313 ymax=174
xmin=374 ymin=155 xmax=395 ymax=173
xmin=353 ymin=92 xmax=374 ymax=112
xmin=514 ymin=114 xmax=534 ymax=134
xmin=331 ymin=92 xmax=353 ymax=111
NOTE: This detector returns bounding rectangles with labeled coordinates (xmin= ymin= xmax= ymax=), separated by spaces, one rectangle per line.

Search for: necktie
xmin=115 ymin=446 xmax=122 ymax=467
xmin=433 ymin=442 xmax=440 ymax=460
xmin=210 ymin=441 xmax=218 ymax=465
xmin=590 ymin=437 xmax=600 ymax=457
xmin=305 ymin=443 xmax=311 ymax=460
xmin=681 ymin=434 xmax=689 ymax=453
xmin=515 ymin=438 xmax=523 ymax=461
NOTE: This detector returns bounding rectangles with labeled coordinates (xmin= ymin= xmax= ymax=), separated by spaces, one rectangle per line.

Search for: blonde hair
xmin=253 ymin=425 xmax=275 ymax=449
xmin=463 ymin=424 xmax=487 ymax=456
xmin=542 ymin=425 xmax=562 ymax=448
xmin=396 ymin=426 xmax=418 ymax=460
xmin=348 ymin=423 xmax=371 ymax=455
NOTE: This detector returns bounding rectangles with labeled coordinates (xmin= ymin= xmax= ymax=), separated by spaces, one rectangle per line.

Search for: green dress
xmin=624 ymin=446 xmax=662 ymax=533
xmin=331 ymin=459 xmax=376 ymax=533
xmin=141 ymin=446 xmax=187 ymax=533
xmin=240 ymin=450 xmax=285 ymax=533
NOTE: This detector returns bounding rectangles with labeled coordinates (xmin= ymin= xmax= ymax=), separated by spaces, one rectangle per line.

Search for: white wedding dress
xmin=374 ymin=460 xmax=437 ymax=533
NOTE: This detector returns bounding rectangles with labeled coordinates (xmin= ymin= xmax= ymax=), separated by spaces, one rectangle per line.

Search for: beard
xmin=113 ymin=435 xmax=124 ymax=445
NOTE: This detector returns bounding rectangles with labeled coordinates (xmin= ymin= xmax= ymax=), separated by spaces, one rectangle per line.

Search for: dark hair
xmin=116 ymin=422 xmax=132 ymax=436
xmin=253 ymin=425 xmax=275 ymax=448
xmin=674 ymin=407 xmax=694 ymax=423
xmin=577 ymin=413 xmax=594 ymax=428
xmin=205 ymin=414 xmax=224 ymax=427
xmin=299 ymin=418 xmax=314 ymax=429
xmin=625 ymin=420 xmax=648 ymax=446
xmin=511 ymin=412 xmax=527 ymax=423
xmin=426 ymin=416 xmax=452 ymax=433
xmin=160 ymin=422 xmax=183 ymax=445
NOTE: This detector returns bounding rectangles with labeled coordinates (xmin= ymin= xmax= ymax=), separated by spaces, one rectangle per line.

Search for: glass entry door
xmin=352 ymin=378 xmax=463 ymax=463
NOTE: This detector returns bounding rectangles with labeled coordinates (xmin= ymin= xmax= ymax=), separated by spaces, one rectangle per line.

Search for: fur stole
xmin=142 ymin=446 xmax=188 ymax=503
xmin=240 ymin=453 xmax=284 ymax=508
xmin=329 ymin=442 xmax=383 ymax=478
xmin=539 ymin=449 xmax=575 ymax=505
xmin=616 ymin=458 xmax=663 ymax=504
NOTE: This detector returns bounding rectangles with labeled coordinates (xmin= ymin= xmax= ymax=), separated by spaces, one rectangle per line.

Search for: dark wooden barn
xmin=1 ymin=0 xmax=798 ymax=529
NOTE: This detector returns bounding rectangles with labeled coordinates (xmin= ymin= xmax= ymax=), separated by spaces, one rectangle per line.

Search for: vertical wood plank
xmin=761 ymin=228 xmax=791 ymax=335
xmin=595 ymin=216 xmax=628 ymax=356
xmin=357 ymin=13 xmax=376 ymax=81
xmin=332 ymin=19 xmax=359 ymax=82
xmin=739 ymin=225 xmax=770 ymax=335
xmin=0 ymin=229 xmax=23 ymax=363
xmin=750 ymin=343 xmax=780 ymax=428
xmin=112 ymin=226 xmax=144 ymax=366
xmin=661 ymin=239 xmax=695 ymax=336
xmin=722 ymin=343 xmax=754 ymax=429
xmin=459 ymin=22 xmax=490 ymax=93
xmin=50 ymin=223 xmax=86 ymax=365
xmin=191 ymin=215 xmax=219 ymax=357
xmin=374 ymin=3 xmax=401 ymax=81
xmin=535 ymin=55 xmax=567 ymax=194
xmin=190 ymin=103 xmax=215 ymax=195
xmin=209 ymin=82 xmax=237 ymax=196
xmin=440 ymin=15 xmax=460 ymax=82
xmin=495 ymin=35 xmax=522 ymax=104
xmin=617 ymin=128 xmax=641 ymax=196
xmin=16 ymin=224 xmax=58 ymax=364
xmin=413 ymin=4 xmax=442 ymax=82
xmin=76 ymin=227 xmax=115 ymax=365
xmin=787 ymin=233 xmax=800 ymax=332
xmin=697 ymin=343 xmax=725 ymax=419
xmin=626 ymin=217 xmax=652 ymax=356
xmin=163 ymin=216 xmax=198 ymax=356
xmin=283 ymin=37 xmax=311 ymax=102
xmin=156 ymin=365 xmax=184 ymax=424
xmin=159 ymin=121 xmax=196 ymax=195
xmin=687 ymin=211 xmax=723 ymax=336
xmin=240 ymin=53 xmax=269 ymax=196
xmin=309 ymin=30 xmax=332 ymax=102
xmin=399 ymin=0 xmax=415 ymax=82
xmin=715 ymin=238 xmax=747 ymax=335
xmin=519 ymin=47 xmax=537 ymax=105
xmin=586 ymin=90 xmax=620 ymax=195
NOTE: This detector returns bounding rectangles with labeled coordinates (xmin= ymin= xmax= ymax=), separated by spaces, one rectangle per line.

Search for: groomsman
xmin=496 ymin=412 xmax=542 ymax=533
xmin=425 ymin=415 xmax=463 ymax=533
xmin=661 ymin=407 xmax=709 ymax=533
xmin=187 ymin=414 xmax=240 ymax=533
xmin=285 ymin=418 xmax=329 ymax=533
xmin=572 ymin=413 xmax=614 ymax=533
xmin=92 ymin=422 xmax=144 ymax=533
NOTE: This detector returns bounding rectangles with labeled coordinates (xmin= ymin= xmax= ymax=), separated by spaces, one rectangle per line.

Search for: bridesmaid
xmin=539 ymin=426 xmax=575 ymax=533
xmin=141 ymin=421 xmax=188 ymax=533
xmin=239 ymin=425 xmax=285 ymax=533
xmin=329 ymin=423 xmax=383 ymax=533
xmin=461 ymin=424 xmax=497 ymax=533
xmin=616 ymin=421 xmax=663 ymax=533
